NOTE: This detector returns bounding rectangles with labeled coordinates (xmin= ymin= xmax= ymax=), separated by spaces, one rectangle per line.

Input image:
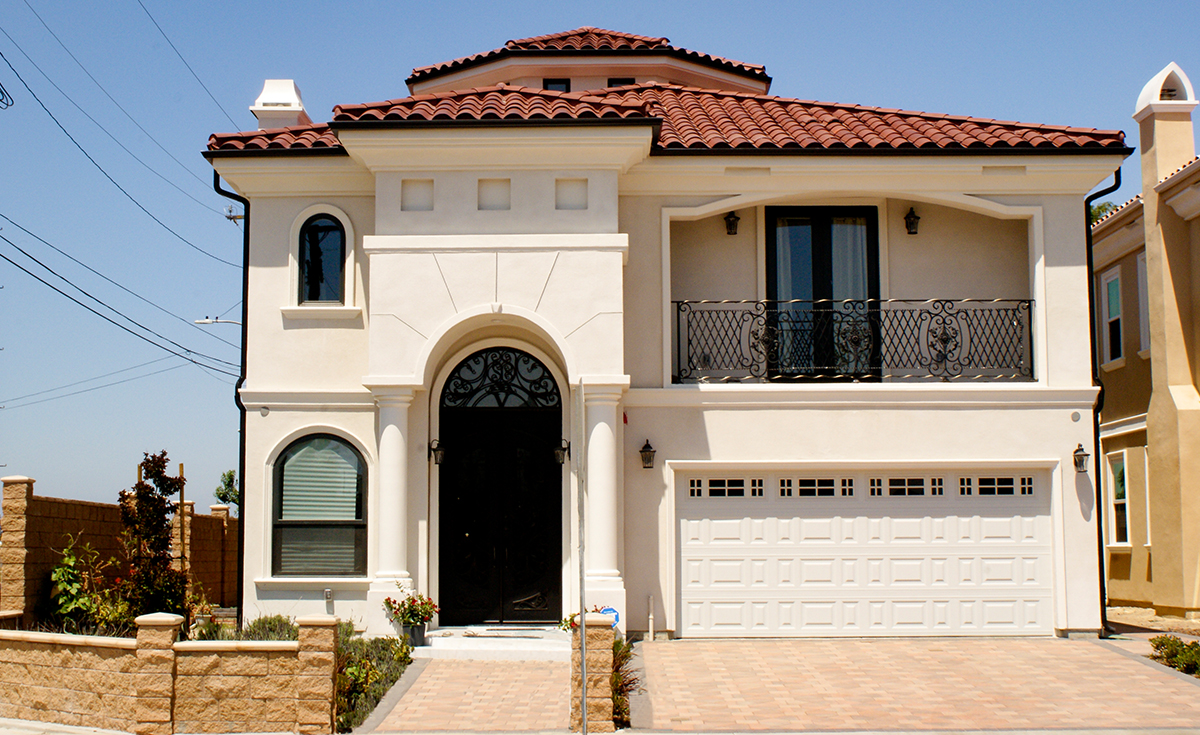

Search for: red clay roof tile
xmin=207 ymin=84 xmax=1128 ymax=155
xmin=406 ymin=26 xmax=768 ymax=84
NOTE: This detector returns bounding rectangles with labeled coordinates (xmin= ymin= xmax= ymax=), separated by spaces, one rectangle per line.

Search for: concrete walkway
xmin=632 ymin=636 xmax=1200 ymax=732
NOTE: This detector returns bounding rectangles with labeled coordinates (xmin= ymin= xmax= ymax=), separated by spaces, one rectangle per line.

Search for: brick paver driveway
xmin=635 ymin=637 xmax=1200 ymax=731
xmin=374 ymin=658 xmax=568 ymax=731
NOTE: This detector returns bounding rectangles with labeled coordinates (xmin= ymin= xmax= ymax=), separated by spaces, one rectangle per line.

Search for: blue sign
xmin=599 ymin=606 xmax=619 ymax=627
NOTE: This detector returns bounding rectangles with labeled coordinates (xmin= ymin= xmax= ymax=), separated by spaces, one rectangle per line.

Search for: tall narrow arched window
xmin=273 ymin=434 xmax=366 ymax=576
xmin=298 ymin=215 xmax=345 ymax=304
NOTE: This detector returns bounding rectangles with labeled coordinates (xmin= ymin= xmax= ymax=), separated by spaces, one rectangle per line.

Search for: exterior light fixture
xmin=639 ymin=440 xmax=657 ymax=469
xmin=428 ymin=440 xmax=445 ymax=465
xmin=1072 ymin=444 xmax=1090 ymax=473
xmin=724 ymin=211 xmax=740 ymax=236
xmin=904 ymin=207 xmax=920 ymax=235
xmin=554 ymin=440 xmax=571 ymax=465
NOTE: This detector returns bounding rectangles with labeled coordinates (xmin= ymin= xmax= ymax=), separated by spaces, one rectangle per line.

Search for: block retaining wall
xmin=571 ymin=613 xmax=615 ymax=733
xmin=0 ymin=613 xmax=337 ymax=734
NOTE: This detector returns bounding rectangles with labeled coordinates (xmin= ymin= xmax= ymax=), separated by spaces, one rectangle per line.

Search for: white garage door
xmin=678 ymin=471 xmax=1053 ymax=637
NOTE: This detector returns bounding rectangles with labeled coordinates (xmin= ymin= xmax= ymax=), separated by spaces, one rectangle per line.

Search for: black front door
xmin=438 ymin=347 xmax=562 ymax=625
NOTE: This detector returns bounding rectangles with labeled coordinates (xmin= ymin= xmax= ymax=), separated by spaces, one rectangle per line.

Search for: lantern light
xmin=640 ymin=440 xmax=657 ymax=469
xmin=1072 ymin=444 xmax=1090 ymax=473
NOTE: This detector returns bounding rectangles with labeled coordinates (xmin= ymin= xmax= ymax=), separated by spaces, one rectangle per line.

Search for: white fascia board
xmin=624 ymin=385 xmax=1099 ymax=409
xmin=666 ymin=458 xmax=1062 ymax=472
xmin=619 ymin=154 xmax=1129 ymax=197
xmin=1093 ymin=217 xmax=1145 ymax=271
xmin=1160 ymin=168 xmax=1200 ymax=221
xmin=364 ymin=232 xmax=628 ymax=255
xmin=239 ymin=389 xmax=376 ymax=409
xmin=337 ymin=126 xmax=653 ymax=173
xmin=209 ymin=156 xmax=374 ymax=198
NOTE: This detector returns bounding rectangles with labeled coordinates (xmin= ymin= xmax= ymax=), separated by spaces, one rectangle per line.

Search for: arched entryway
xmin=437 ymin=346 xmax=563 ymax=625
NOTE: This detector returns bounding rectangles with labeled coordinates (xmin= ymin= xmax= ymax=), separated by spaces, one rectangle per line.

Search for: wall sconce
xmin=904 ymin=207 xmax=920 ymax=235
xmin=1072 ymin=444 xmax=1090 ymax=473
xmin=724 ymin=211 xmax=740 ymax=236
xmin=554 ymin=440 xmax=571 ymax=465
xmin=428 ymin=440 xmax=445 ymax=465
xmin=639 ymin=440 xmax=656 ymax=469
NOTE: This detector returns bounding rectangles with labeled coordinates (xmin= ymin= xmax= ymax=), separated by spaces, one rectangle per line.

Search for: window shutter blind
xmin=280 ymin=440 xmax=360 ymax=520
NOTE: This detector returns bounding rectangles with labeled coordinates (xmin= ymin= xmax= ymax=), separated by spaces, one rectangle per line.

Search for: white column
xmin=585 ymin=386 xmax=622 ymax=579
xmin=375 ymin=389 xmax=413 ymax=589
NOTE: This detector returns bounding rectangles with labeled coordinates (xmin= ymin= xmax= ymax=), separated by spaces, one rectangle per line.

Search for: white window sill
xmin=1101 ymin=357 xmax=1126 ymax=372
xmin=1138 ymin=348 xmax=1151 ymax=360
xmin=254 ymin=577 xmax=370 ymax=590
xmin=1106 ymin=543 xmax=1133 ymax=552
xmin=281 ymin=306 xmax=362 ymax=320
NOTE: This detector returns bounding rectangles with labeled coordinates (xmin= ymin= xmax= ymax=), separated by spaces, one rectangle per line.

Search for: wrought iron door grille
xmin=672 ymin=299 xmax=1033 ymax=382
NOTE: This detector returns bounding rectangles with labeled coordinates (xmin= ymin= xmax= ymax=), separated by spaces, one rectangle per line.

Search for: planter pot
xmin=402 ymin=623 xmax=426 ymax=647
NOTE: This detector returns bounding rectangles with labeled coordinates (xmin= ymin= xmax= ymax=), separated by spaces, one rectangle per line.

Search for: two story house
xmin=1092 ymin=63 xmax=1200 ymax=619
xmin=204 ymin=28 xmax=1129 ymax=638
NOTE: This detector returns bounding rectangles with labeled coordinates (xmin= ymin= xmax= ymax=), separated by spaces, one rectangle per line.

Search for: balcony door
xmin=766 ymin=207 xmax=880 ymax=378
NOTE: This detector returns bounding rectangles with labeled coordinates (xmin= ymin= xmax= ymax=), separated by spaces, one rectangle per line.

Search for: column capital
xmin=580 ymin=376 xmax=630 ymax=405
xmin=367 ymin=386 xmax=415 ymax=407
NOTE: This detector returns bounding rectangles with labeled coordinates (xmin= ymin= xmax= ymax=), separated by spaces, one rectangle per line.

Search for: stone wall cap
xmin=1 ymin=476 xmax=34 ymax=483
xmin=0 ymin=628 xmax=136 ymax=649
xmin=582 ymin=612 xmax=616 ymax=625
xmin=175 ymin=640 xmax=299 ymax=652
xmin=135 ymin=612 xmax=185 ymax=627
xmin=296 ymin=614 xmax=340 ymax=626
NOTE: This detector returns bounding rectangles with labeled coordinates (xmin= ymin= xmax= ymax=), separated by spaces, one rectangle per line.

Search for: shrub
xmin=1150 ymin=634 xmax=1200 ymax=676
xmin=335 ymin=621 xmax=411 ymax=732
xmin=242 ymin=614 xmax=299 ymax=641
xmin=611 ymin=636 xmax=642 ymax=729
xmin=46 ymin=534 xmax=133 ymax=637
xmin=118 ymin=451 xmax=189 ymax=624
xmin=382 ymin=592 xmax=439 ymax=626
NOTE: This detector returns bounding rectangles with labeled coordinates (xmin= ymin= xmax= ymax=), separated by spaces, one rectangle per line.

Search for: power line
xmin=0 ymin=245 xmax=239 ymax=377
xmin=134 ymin=0 xmax=240 ymax=130
xmin=2 ymin=355 xmax=173 ymax=403
xmin=2 ymin=362 xmax=188 ymax=410
xmin=0 ymin=50 xmax=239 ymax=268
xmin=0 ymin=24 xmax=223 ymax=216
xmin=0 ymin=233 xmax=238 ymax=370
xmin=17 ymin=1 xmax=216 ymax=190
xmin=0 ymin=212 xmax=239 ymax=350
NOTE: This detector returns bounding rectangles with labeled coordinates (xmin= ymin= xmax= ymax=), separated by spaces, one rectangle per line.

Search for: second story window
xmin=1101 ymin=266 xmax=1122 ymax=363
xmin=299 ymin=214 xmax=345 ymax=304
xmin=607 ymin=77 xmax=636 ymax=87
xmin=543 ymin=78 xmax=570 ymax=93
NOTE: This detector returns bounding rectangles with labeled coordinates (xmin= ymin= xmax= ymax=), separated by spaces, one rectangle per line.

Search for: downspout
xmin=1084 ymin=168 xmax=1122 ymax=637
xmin=212 ymin=170 xmax=250 ymax=627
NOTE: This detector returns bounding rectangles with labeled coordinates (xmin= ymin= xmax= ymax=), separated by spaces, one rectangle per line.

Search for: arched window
xmin=273 ymin=434 xmax=366 ymax=576
xmin=298 ymin=215 xmax=345 ymax=304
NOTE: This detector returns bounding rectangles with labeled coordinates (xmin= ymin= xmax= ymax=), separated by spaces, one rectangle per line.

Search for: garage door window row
xmin=687 ymin=474 xmax=1036 ymax=500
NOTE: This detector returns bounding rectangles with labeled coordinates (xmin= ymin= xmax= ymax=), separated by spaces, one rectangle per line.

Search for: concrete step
xmin=412 ymin=625 xmax=570 ymax=661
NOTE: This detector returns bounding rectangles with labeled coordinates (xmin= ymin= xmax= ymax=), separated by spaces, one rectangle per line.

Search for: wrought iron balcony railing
xmin=673 ymin=299 xmax=1033 ymax=382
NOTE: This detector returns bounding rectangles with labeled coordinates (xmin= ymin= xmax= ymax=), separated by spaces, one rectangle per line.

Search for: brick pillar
xmin=571 ymin=612 xmax=615 ymax=733
xmin=296 ymin=615 xmax=339 ymax=734
xmin=134 ymin=612 xmax=182 ymax=735
xmin=0 ymin=477 xmax=34 ymax=626
xmin=209 ymin=505 xmax=230 ymax=607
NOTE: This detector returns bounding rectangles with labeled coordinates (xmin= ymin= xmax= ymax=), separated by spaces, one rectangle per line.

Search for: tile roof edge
xmin=1090 ymin=194 xmax=1143 ymax=231
xmin=1155 ymin=156 xmax=1200 ymax=191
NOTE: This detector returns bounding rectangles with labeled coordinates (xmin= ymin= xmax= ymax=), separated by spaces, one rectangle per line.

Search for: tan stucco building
xmin=1093 ymin=63 xmax=1200 ymax=618
xmin=206 ymin=28 xmax=1130 ymax=638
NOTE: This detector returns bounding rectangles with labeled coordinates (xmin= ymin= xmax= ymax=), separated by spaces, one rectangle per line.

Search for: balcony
xmin=672 ymin=299 xmax=1034 ymax=383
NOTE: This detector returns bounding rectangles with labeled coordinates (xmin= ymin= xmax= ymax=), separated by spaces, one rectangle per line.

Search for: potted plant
xmin=383 ymin=592 xmax=439 ymax=647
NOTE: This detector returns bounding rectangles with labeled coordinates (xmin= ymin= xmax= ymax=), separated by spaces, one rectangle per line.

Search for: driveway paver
xmin=635 ymin=637 xmax=1200 ymax=731
xmin=373 ymin=658 xmax=568 ymax=732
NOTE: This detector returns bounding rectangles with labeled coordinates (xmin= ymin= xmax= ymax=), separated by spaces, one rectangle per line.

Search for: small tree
xmin=1090 ymin=200 xmax=1118 ymax=224
xmin=214 ymin=469 xmax=239 ymax=515
xmin=118 ymin=451 xmax=189 ymax=621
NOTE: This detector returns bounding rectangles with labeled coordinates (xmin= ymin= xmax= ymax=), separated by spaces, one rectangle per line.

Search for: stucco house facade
xmin=204 ymin=28 xmax=1129 ymax=638
xmin=1093 ymin=63 xmax=1200 ymax=618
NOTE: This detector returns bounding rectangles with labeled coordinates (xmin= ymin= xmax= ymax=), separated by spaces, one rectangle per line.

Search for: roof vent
xmin=1134 ymin=63 xmax=1196 ymax=121
xmin=250 ymin=79 xmax=313 ymax=130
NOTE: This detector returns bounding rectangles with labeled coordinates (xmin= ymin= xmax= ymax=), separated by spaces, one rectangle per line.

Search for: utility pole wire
xmin=0 ymin=234 xmax=238 ymax=370
xmin=2 ymin=355 xmax=173 ymax=403
xmin=134 ymin=0 xmax=240 ymax=130
xmin=0 ymin=25 xmax=223 ymax=216
xmin=2 ymin=362 xmax=188 ymax=410
xmin=17 ymin=1 xmax=216 ymax=190
xmin=0 ymin=212 xmax=239 ymax=351
xmin=0 ymin=248 xmax=240 ymax=377
xmin=0 ymin=50 xmax=239 ymax=268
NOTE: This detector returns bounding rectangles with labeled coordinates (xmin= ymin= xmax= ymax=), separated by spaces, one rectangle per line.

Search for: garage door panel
xmin=678 ymin=471 xmax=1053 ymax=637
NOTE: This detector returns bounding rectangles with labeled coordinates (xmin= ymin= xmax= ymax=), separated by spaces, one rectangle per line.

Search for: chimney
xmin=250 ymin=79 xmax=313 ymax=130
xmin=1134 ymin=63 xmax=1197 ymax=191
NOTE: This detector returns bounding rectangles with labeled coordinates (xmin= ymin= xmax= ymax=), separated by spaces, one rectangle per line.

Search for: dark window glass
xmin=273 ymin=434 xmax=366 ymax=576
xmin=543 ymin=78 xmax=570 ymax=93
xmin=607 ymin=77 xmax=636 ymax=87
xmin=299 ymin=215 xmax=345 ymax=304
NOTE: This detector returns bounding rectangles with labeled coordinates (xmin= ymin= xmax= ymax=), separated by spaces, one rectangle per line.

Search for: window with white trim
xmin=1108 ymin=452 xmax=1129 ymax=544
xmin=888 ymin=477 xmax=925 ymax=496
xmin=273 ymin=434 xmax=366 ymax=576
xmin=1101 ymin=266 xmax=1122 ymax=363
xmin=1137 ymin=252 xmax=1149 ymax=354
xmin=298 ymin=215 xmax=346 ymax=304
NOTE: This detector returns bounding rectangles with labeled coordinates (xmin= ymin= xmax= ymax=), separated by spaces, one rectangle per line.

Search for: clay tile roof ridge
xmin=1091 ymin=194 xmax=1143 ymax=229
xmin=504 ymin=26 xmax=670 ymax=49
xmin=333 ymin=84 xmax=651 ymax=121
xmin=1157 ymin=155 xmax=1200 ymax=185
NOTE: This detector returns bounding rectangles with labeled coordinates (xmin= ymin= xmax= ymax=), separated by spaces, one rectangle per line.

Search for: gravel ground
xmin=1108 ymin=606 xmax=1200 ymax=637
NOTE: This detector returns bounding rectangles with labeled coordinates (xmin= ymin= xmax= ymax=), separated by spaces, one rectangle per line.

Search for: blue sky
xmin=1 ymin=0 xmax=1197 ymax=505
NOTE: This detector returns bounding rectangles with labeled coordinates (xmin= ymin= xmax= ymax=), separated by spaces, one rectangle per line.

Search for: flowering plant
xmin=557 ymin=605 xmax=606 ymax=631
xmin=383 ymin=593 xmax=439 ymax=626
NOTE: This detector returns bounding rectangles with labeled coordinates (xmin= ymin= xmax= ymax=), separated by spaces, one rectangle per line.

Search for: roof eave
xmin=203 ymin=147 xmax=349 ymax=159
xmin=648 ymin=145 xmax=1134 ymax=157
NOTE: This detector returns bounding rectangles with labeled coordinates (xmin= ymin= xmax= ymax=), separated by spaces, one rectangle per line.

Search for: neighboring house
xmin=1093 ymin=63 xmax=1200 ymax=618
xmin=204 ymin=28 xmax=1129 ymax=638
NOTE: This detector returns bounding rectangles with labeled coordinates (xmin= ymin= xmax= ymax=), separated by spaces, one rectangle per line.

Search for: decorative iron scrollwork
xmin=441 ymin=347 xmax=561 ymax=408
